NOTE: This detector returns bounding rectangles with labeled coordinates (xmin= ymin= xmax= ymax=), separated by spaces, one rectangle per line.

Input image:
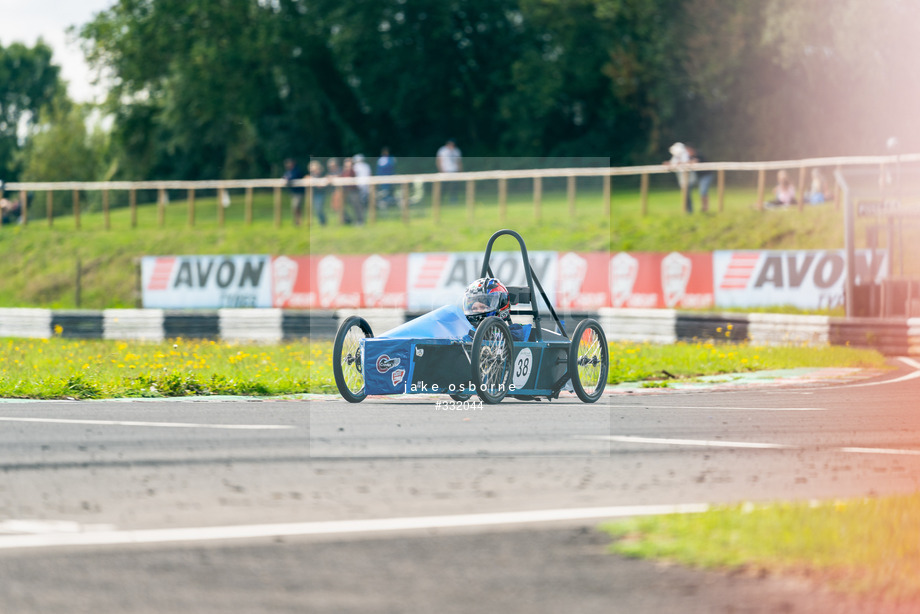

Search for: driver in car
xmin=462 ymin=277 xmax=528 ymax=341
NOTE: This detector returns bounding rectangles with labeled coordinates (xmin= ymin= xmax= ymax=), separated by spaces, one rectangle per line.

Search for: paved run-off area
xmin=0 ymin=361 xmax=918 ymax=612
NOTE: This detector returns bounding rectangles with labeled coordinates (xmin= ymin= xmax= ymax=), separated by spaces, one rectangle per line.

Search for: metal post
xmin=837 ymin=169 xmax=855 ymax=318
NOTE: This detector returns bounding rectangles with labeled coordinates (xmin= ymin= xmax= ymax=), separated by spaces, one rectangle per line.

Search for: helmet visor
xmin=463 ymin=291 xmax=505 ymax=316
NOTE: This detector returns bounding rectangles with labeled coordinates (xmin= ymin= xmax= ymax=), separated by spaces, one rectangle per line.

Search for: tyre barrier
xmin=0 ymin=308 xmax=917 ymax=356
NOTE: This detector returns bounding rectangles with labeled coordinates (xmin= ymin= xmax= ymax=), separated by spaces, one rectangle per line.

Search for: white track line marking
xmin=0 ymin=504 xmax=710 ymax=550
xmin=0 ymin=417 xmax=293 ymax=430
xmin=827 ymin=357 xmax=920 ymax=389
xmin=580 ymin=435 xmax=790 ymax=449
xmin=633 ymin=406 xmax=826 ymax=411
xmin=579 ymin=436 xmax=920 ymax=456
xmin=840 ymin=447 xmax=920 ymax=456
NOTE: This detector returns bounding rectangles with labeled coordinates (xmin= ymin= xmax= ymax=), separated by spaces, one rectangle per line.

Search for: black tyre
xmin=471 ymin=316 xmax=514 ymax=404
xmin=568 ymin=319 xmax=609 ymax=403
xmin=449 ymin=392 xmax=473 ymax=402
xmin=332 ymin=316 xmax=374 ymax=403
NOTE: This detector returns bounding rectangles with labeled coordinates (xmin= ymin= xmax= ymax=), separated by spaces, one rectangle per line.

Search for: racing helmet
xmin=463 ymin=277 xmax=511 ymax=325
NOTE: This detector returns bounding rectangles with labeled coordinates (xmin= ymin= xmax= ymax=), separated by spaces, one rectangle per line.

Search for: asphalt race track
xmin=1 ymin=359 xmax=919 ymax=613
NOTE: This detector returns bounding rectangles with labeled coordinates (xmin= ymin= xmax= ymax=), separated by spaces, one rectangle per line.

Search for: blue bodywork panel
xmin=362 ymin=304 xmax=551 ymax=396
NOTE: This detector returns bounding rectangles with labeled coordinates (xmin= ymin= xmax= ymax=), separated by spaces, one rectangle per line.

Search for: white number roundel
xmin=512 ymin=348 xmax=533 ymax=390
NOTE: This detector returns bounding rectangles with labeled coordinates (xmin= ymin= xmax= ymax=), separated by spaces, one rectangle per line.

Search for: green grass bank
xmin=0 ymin=185 xmax=874 ymax=309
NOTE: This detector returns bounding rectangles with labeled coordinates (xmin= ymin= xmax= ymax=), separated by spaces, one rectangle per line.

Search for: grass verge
xmin=4 ymin=185 xmax=898 ymax=309
xmin=601 ymin=493 xmax=920 ymax=603
xmin=0 ymin=337 xmax=887 ymax=399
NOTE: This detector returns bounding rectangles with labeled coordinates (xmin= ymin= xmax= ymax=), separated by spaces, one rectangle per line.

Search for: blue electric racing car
xmin=332 ymin=230 xmax=609 ymax=404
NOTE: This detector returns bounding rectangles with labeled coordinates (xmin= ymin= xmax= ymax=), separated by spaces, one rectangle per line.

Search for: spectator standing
xmin=308 ymin=160 xmax=327 ymax=226
xmin=326 ymin=158 xmax=343 ymax=220
xmin=436 ymin=138 xmax=462 ymax=202
xmin=376 ymin=146 xmax=397 ymax=209
xmin=283 ymin=158 xmax=306 ymax=226
xmin=352 ymin=153 xmax=372 ymax=214
xmin=341 ymin=157 xmax=364 ymax=224
xmin=664 ymin=142 xmax=696 ymax=213
xmin=686 ymin=144 xmax=715 ymax=212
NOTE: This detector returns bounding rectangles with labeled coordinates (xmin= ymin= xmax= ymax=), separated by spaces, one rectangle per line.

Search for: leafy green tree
xmin=18 ymin=95 xmax=108 ymax=184
xmin=0 ymin=40 xmax=63 ymax=181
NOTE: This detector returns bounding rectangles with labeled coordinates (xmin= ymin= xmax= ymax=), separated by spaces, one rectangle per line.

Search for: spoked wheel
xmin=568 ymin=319 xmax=609 ymax=403
xmin=471 ymin=316 xmax=514 ymax=404
xmin=332 ymin=316 xmax=374 ymax=403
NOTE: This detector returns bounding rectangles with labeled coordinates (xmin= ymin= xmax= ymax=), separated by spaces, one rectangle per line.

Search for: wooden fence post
xmin=245 ymin=187 xmax=253 ymax=226
xmin=218 ymin=187 xmax=226 ymax=227
xmin=432 ymin=181 xmax=442 ymax=224
xmin=130 ymin=189 xmax=137 ymax=228
xmin=273 ymin=186 xmax=281 ymax=228
xmin=367 ymin=185 xmax=376 ymax=225
xmin=797 ymin=166 xmax=808 ymax=212
xmin=567 ymin=175 xmax=576 ymax=217
xmin=103 ymin=189 xmax=110 ymax=230
xmin=499 ymin=177 xmax=508 ymax=223
xmin=401 ymin=181 xmax=410 ymax=225
xmin=603 ymin=174 xmax=611 ymax=219
xmin=717 ymin=169 xmax=725 ymax=213
xmin=680 ymin=175 xmax=689 ymax=213
xmin=640 ymin=173 xmax=649 ymax=216
xmin=19 ymin=190 xmax=27 ymax=225
xmin=533 ymin=176 xmax=542 ymax=222
xmin=73 ymin=190 xmax=80 ymax=229
xmin=756 ymin=169 xmax=766 ymax=211
xmin=47 ymin=191 xmax=53 ymax=227
xmin=158 ymin=187 xmax=166 ymax=227
xmin=466 ymin=180 xmax=475 ymax=224
xmin=188 ymin=188 xmax=196 ymax=227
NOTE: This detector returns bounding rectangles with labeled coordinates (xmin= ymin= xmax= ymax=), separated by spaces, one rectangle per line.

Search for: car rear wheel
xmin=333 ymin=316 xmax=374 ymax=403
xmin=471 ymin=316 xmax=514 ymax=404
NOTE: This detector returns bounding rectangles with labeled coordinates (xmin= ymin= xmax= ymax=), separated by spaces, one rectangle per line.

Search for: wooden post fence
xmin=432 ymin=181 xmax=442 ymax=224
xmin=73 ymin=190 xmax=80 ymax=229
xmin=640 ymin=173 xmax=649 ymax=216
xmin=533 ymin=176 xmax=542 ymax=222
xmin=103 ymin=189 xmax=110 ymax=230
xmin=188 ymin=188 xmax=196 ymax=227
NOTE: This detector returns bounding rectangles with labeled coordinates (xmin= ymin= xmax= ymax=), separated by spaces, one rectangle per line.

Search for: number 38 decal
xmin=512 ymin=348 xmax=533 ymax=389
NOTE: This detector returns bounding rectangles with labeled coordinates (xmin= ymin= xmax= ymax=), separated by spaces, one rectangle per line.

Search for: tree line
xmin=3 ymin=0 xmax=919 ymax=183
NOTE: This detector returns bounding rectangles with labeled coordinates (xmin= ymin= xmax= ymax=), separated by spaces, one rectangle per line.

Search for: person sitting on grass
xmin=766 ymin=170 xmax=797 ymax=208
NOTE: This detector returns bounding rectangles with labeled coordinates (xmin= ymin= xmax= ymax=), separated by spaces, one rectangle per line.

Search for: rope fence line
xmin=2 ymin=153 xmax=918 ymax=229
